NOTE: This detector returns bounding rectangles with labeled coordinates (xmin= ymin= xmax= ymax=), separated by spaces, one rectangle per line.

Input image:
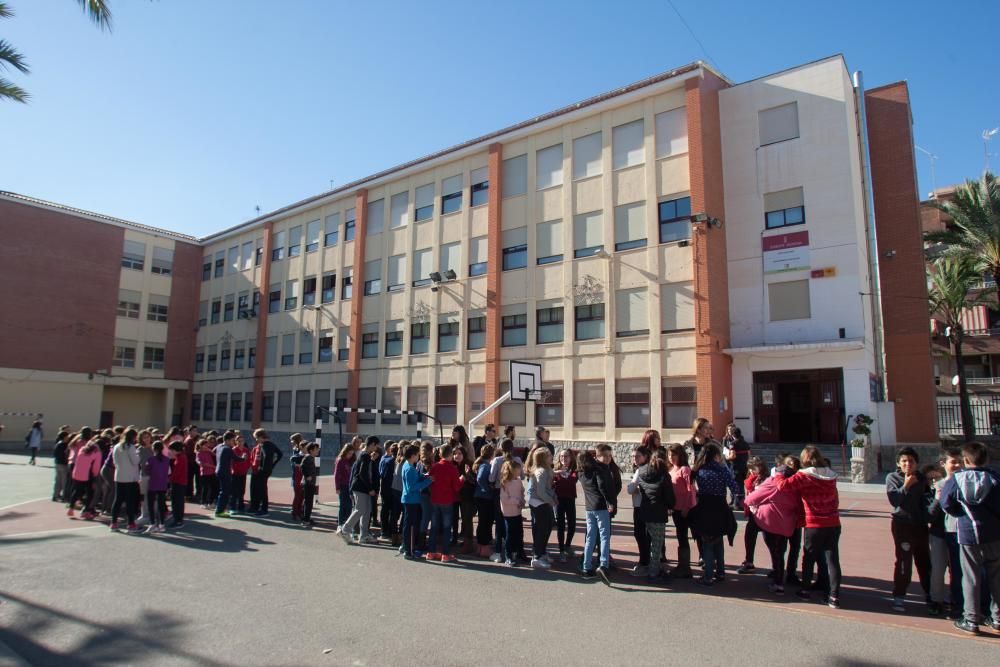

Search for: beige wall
xmin=101 ymin=385 xmax=167 ymax=430
xmin=0 ymin=368 xmax=104 ymax=434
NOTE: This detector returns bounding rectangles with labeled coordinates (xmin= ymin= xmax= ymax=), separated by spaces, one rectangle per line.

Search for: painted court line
xmin=0 ymin=524 xmax=103 ymax=540
xmin=0 ymin=497 xmax=50 ymax=512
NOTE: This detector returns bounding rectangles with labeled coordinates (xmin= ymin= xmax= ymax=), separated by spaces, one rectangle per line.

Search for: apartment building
xmin=0 ymin=55 xmax=938 ymax=448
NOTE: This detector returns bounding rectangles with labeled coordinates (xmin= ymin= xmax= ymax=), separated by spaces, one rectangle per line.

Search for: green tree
xmin=928 ymin=256 xmax=996 ymax=440
xmin=926 ymin=172 xmax=1000 ymax=294
xmin=0 ymin=1 xmax=112 ymax=103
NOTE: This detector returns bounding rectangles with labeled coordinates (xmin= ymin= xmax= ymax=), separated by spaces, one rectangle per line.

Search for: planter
xmin=851 ymin=446 xmax=865 ymax=460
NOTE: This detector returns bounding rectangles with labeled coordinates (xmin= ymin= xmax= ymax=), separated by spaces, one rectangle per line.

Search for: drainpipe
xmin=853 ymin=71 xmax=888 ymax=406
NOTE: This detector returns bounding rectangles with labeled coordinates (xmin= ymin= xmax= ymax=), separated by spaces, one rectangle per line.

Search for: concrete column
xmin=347 ymin=188 xmax=370 ymax=433
xmin=485 ymin=143 xmax=504 ymax=422
xmin=164 ymin=387 xmax=175 ymax=428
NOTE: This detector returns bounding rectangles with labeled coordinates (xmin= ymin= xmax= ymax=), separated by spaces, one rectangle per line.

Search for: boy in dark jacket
xmin=637 ymin=451 xmax=676 ymax=580
xmin=940 ymin=441 xmax=1000 ymax=635
xmin=340 ymin=436 xmax=380 ymax=545
xmin=300 ymin=443 xmax=319 ymax=528
xmin=885 ymin=447 xmax=931 ymax=613
xmin=52 ymin=431 xmax=69 ymax=502
xmin=580 ymin=450 xmax=616 ymax=583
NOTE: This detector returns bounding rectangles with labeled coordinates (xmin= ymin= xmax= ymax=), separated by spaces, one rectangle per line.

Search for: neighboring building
xmin=0 ymin=54 xmax=937 ymax=449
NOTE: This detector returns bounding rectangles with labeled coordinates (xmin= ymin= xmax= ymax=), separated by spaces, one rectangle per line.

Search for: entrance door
xmin=753 ymin=382 xmax=780 ymax=443
xmin=753 ymin=368 xmax=845 ymax=445
xmin=817 ymin=379 xmax=844 ymax=443
xmin=779 ymin=382 xmax=812 ymax=442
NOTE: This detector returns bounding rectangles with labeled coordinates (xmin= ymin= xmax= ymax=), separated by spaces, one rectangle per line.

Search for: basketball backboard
xmin=509 ymin=360 xmax=542 ymax=401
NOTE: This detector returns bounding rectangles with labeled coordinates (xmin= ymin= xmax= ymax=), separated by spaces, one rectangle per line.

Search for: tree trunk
xmin=954 ymin=337 xmax=976 ymax=441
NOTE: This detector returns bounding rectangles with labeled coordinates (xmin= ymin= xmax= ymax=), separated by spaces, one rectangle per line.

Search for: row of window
xmin=112 ymin=341 xmax=165 ymax=370
xmin=117 ymin=290 xmax=169 ymax=322
xmin=121 ymin=240 xmax=174 ymax=275
xmin=191 ymin=378 xmax=697 ymax=430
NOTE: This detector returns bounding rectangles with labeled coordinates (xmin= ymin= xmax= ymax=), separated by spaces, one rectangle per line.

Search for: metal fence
xmin=937 ymin=396 xmax=1000 ymax=436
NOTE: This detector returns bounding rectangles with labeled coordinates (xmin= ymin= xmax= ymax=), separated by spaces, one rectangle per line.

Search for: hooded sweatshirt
xmin=144 ymin=454 xmax=171 ymax=492
xmin=636 ymin=463 xmax=675 ymax=524
xmin=112 ymin=443 xmax=141 ymax=483
xmin=940 ymin=467 xmax=1000 ymax=546
xmin=71 ymin=442 xmax=102 ymax=482
xmin=773 ymin=467 xmax=840 ymax=528
xmin=745 ymin=468 xmax=803 ymax=537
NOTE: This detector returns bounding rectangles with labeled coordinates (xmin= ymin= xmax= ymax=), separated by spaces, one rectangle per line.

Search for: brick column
xmin=485 ymin=143 xmax=504 ymax=421
xmin=346 ymin=188 xmax=369 ymax=433
xmin=251 ymin=221 xmax=274 ymax=427
xmin=686 ymin=73 xmax=733 ymax=429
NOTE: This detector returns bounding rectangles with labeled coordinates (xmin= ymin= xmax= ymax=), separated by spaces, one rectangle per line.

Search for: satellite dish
xmin=951 ymin=375 xmax=960 ymax=387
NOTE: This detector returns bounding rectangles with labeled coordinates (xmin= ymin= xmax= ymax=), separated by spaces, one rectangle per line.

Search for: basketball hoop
xmin=509 ymin=360 xmax=542 ymax=402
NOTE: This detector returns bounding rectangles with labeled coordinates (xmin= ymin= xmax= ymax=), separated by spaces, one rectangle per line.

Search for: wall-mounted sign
xmin=811 ymin=267 xmax=837 ymax=278
xmin=761 ymin=389 xmax=774 ymax=406
xmin=763 ymin=230 xmax=810 ymax=274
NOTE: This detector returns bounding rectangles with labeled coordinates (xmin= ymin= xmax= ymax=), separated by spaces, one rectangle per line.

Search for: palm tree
xmin=0 ymin=1 xmax=113 ymax=103
xmin=926 ymin=172 xmax=1000 ymax=293
xmin=928 ymin=256 xmax=997 ymax=440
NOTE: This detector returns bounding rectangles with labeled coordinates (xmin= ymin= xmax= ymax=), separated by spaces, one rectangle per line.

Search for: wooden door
xmin=754 ymin=381 xmax=779 ymax=443
xmin=817 ymin=379 xmax=843 ymax=444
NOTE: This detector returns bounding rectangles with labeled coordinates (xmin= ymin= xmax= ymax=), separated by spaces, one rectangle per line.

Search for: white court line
xmin=0 ymin=524 xmax=102 ymax=540
xmin=0 ymin=497 xmax=50 ymax=512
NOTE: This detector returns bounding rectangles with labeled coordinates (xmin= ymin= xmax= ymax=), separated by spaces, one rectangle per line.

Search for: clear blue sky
xmin=1 ymin=0 xmax=996 ymax=237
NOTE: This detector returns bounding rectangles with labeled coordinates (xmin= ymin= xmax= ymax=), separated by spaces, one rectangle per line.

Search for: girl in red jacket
xmin=773 ymin=445 xmax=842 ymax=608
xmin=738 ymin=457 xmax=769 ymax=574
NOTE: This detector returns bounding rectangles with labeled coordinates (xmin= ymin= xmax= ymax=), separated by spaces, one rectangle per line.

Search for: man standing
xmin=250 ymin=429 xmax=283 ymax=517
xmin=472 ymin=424 xmax=497 ymax=458
xmin=340 ymin=436 xmax=380 ymax=545
xmin=182 ymin=426 xmax=199 ymax=500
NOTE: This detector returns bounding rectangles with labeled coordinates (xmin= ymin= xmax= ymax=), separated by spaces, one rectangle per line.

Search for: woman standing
xmin=684 ymin=418 xmax=715 ymax=462
xmin=553 ymin=449 xmax=578 ymax=562
xmin=526 ymin=448 xmax=557 ymax=569
xmin=627 ymin=446 xmax=652 ymax=577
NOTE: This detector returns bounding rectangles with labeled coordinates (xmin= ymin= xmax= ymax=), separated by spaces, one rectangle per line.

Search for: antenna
xmin=984 ymin=127 xmax=999 ymax=173
xmin=916 ymin=145 xmax=938 ymax=197
xmin=254 ymin=205 xmax=261 ymax=216
xmin=329 ymin=179 xmax=335 ymax=191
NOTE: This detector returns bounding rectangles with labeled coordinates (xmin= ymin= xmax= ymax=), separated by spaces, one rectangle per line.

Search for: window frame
xmin=575 ymin=303 xmax=606 ymax=341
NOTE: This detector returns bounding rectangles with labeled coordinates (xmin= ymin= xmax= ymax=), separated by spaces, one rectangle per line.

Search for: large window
xmin=295 ymin=390 xmax=311 ymax=423
xmin=213 ymin=250 xmax=225 ymax=277
xmin=364 ymin=259 xmax=382 ymax=295
xmin=261 ymin=391 xmax=274 ymax=422
xmin=390 ymin=191 xmax=409 ymax=229
xmin=362 ymin=330 xmax=379 ymax=359
xmin=117 ymin=289 xmax=141 ymax=319
xmin=122 ymin=240 xmax=145 ymax=271
xmin=191 ymin=394 xmax=201 ymax=421
xmin=467 ymin=384 xmax=486 ymax=424
xmin=536 ymin=219 xmax=563 ymax=265
xmin=438 ymin=318 xmax=459 ymax=352
xmin=367 ymin=198 xmax=384 ymax=236
xmin=277 ymin=391 xmax=292 ymax=423
xmin=345 ymin=209 xmax=356 ymax=241
xmin=574 ymin=380 xmax=605 ymax=427
xmin=284 ymin=279 xmax=299 ymax=310
xmin=410 ymin=322 xmax=430 ymax=355
xmin=234 ymin=342 xmax=246 ymax=369
xmin=768 ymin=280 xmax=811 ymax=321
xmin=268 ymin=284 xmax=280 ymax=313
xmin=658 ymin=196 xmax=692 ymax=244
xmin=661 ymin=282 xmax=695 ymax=332
xmin=314 ymin=389 xmax=329 ymax=423
xmin=202 ymin=257 xmax=211 ymax=281
xmin=612 ymin=119 xmax=644 ymax=170
xmin=616 ymin=288 xmax=648 ymax=337
xmin=318 ymin=331 xmax=334 ymax=362
xmin=469 ymin=236 xmax=487 ymax=276
xmin=614 ymin=202 xmax=647 ymax=251
xmin=244 ymin=392 xmax=254 ymax=422
xmin=470 ymin=166 xmax=489 ymax=206
xmin=112 ymin=340 xmax=136 ymax=368
xmin=575 ymin=303 xmax=605 ymax=340
xmin=338 ymin=327 xmax=350 ymax=361
xmin=198 ymin=300 xmax=208 ymax=327
xmin=387 ymin=255 xmax=406 ymax=292
xmin=573 ymin=131 xmax=602 ymax=180
xmin=211 ymin=298 xmax=221 ymax=324
xmin=299 ymin=330 xmax=313 ymax=364
xmin=415 ymin=183 xmax=434 ymax=221
xmin=206 ymin=345 xmax=218 ymax=372
xmin=381 ymin=387 xmax=402 ymax=425
xmin=223 ymin=294 xmax=234 ymax=322
xmin=574 ymin=211 xmax=603 ymax=258
xmin=341 ymin=269 xmax=353 ymax=300
xmin=203 ymin=394 xmax=214 ymax=421
xmin=194 ymin=348 xmax=204 ymax=373
xmin=358 ymin=387 xmax=377 ymax=425
xmin=151 ymin=247 xmax=173 ymax=275
xmin=227 ymin=246 xmax=239 ymax=274
xmin=441 ymin=174 xmax=463 ymax=215
xmin=662 ymin=381 xmax=697 ymax=428
xmin=536 ymin=382 xmax=563 ymax=426
xmin=435 ymin=385 xmax=458 ymax=425
xmin=281 ymin=334 xmax=295 ymax=366
xmin=324 ymin=213 xmax=340 ymax=246
xmin=440 ymin=242 xmax=461 ymax=277
xmin=407 ymin=387 xmax=428 ymax=425
xmin=764 ymin=187 xmax=805 ymax=229
xmin=385 ymin=321 xmax=403 ymax=357
xmin=616 ymin=378 xmax=650 ymax=428
xmin=536 ymin=143 xmax=563 ymax=189
xmin=536 ymin=305 xmax=564 ymax=344
xmin=147 ymin=295 xmax=169 ymax=323
xmin=412 ymin=249 xmax=432 ymax=287
xmin=230 ymin=394 xmax=242 ymax=422
xmin=216 ymin=394 xmax=227 ymax=423
xmin=264 ymin=336 xmax=276 ymax=368
xmin=499 ymin=382 xmax=525 ymax=427
xmin=305 ymin=219 xmax=321 ymax=252
xmin=759 ymin=102 xmax=799 ymax=146
xmin=502 ymin=311 xmax=527 ymax=347
xmin=288 ymin=225 xmax=302 ymax=257
xmin=655 ymin=107 xmax=688 ymax=158
xmin=219 ymin=345 xmax=230 ymax=370
xmin=240 ymin=241 xmax=253 ymax=270
xmin=502 ymin=154 xmax=527 ymax=197
xmin=321 ymin=273 xmax=336 ymax=303
xmin=303 ymin=277 xmax=316 ymax=306
xmin=468 ymin=315 xmax=486 ymax=350
xmin=271 ymin=231 xmax=285 ymax=261
xmin=502 ymin=227 xmax=528 ymax=271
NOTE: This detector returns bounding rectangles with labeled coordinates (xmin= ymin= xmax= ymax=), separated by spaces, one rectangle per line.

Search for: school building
xmin=0 ymin=54 xmax=938 ymax=450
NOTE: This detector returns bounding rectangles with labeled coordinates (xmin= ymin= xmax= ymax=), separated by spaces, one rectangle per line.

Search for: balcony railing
xmin=965 ymin=327 xmax=1000 ymax=337
xmin=966 ymin=376 xmax=1000 ymax=385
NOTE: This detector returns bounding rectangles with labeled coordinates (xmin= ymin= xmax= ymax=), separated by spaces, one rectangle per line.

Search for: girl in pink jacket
xmin=668 ymin=444 xmax=698 ymax=578
xmin=67 ymin=440 xmax=102 ymax=519
xmin=745 ymin=461 xmax=804 ymax=595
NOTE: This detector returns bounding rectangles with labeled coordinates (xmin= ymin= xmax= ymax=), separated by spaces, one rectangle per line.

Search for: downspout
xmin=853 ymin=71 xmax=888 ymax=403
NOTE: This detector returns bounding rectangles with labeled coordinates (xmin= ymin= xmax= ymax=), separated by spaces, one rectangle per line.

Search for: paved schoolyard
xmin=1 ymin=452 xmax=998 ymax=666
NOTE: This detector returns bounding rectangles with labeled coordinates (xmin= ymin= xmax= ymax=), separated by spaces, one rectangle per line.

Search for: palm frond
xmin=0 ymin=76 xmax=29 ymax=103
xmin=0 ymin=39 xmax=29 ymax=74
xmin=0 ymin=2 xmax=13 ymax=19
xmin=76 ymin=0 xmax=112 ymax=32
xmin=923 ymin=228 xmax=960 ymax=246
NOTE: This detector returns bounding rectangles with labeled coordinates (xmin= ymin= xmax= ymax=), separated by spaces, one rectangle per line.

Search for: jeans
xmin=702 ymin=536 xmax=725 ymax=581
xmin=229 ymin=474 xmax=247 ymax=512
xmin=401 ymin=502 xmax=422 ymax=556
xmin=891 ymin=520 xmax=931 ymax=598
xmin=111 ymin=481 xmax=140 ymax=525
xmin=419 ymin=495 xmax=433 ymax=548
xmin=170 ymin=484 xmax=186 ymax=523
xmin=646 ymin=522 xmax=666 ymax=576
xmin=54 ymin=463 xmax=68 ymax=501
xmin=945 ymin=531 xmax=964 ymax=610
xmin=292 ymin=483 xmax=304 ymax=517
xmin=342 ymin=492 xmax=373 ymax=540
xmin=959 ymin=540 xmax=1000 ymax=624
xmin=147 ymin=490 xmax=167 ymax=525
xmin=583 ymin=509 xmax=611 ymax=571
xmin=929 ymin=534 xmax=951 ymax=604
xmin=337 ymin=489 xmax=353 ymax=526
xmin=429 ymin=503 xmax=455 ymax=555
xmin=764 ymin=531 xmax=789 ymax=586
xmin=216 ymin=474 xmax=232 ymax=514
xmin=633 ymin=507 xmax=650 ymax=566
xmin=475 ymin=497 xmax=495 ymax=546
xmin=744 ymin=513 xmax=762 ymax=564
xmin=530 ymin=504 xmax=554 ymax=559
xmin=556 ymin=497 xmax=576 ymax=551
xmin=455 ymin=497 xmax=475 ymax=544
xmin=302 ymin=483 xmax=316 ymax=522
xmin=673 ymin=511 xmax=692 ymax=571
xmin=803 ymin=526 xmax=842 ymax=599
xmin=503 ymin=515 xmax=524 ymax=562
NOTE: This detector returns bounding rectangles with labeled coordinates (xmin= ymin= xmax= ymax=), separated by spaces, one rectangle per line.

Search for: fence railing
xmin=937 ymin=396 xmax=1000 ymax=436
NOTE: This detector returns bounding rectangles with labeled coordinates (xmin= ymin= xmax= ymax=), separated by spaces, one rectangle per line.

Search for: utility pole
xmin=916 ymin=145 xmax=938 ymax=197
xmin=984 ymin=127 xmax=998 ymax=173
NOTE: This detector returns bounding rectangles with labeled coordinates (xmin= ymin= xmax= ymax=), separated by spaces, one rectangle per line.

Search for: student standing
xmin=334 ymin=444 xmax=357 ymax=530
xmin=526 ymin=448 xmax=558 ymax=569
xmin=400 ymin=444 xmax=432 ymax=560
xmin=637 ymin=448 xmax=675 ymax=579
xmin=340 ymin=436 xmax=380 ymax=545
xmin=196 ymin=441 xmax=217 ymax=508
xmin=143 ymin=441 xmax=171 ymax=533
xmin=230 ymin=433 xmax=251 ymax=513
xmin=427 ymin=444 xmax=463 ymax=562
xmin=251 ymin=429 xmax=283 ymax=516
xmin=690 ymin=443 xmax=739 ymax=586
xmin=110 ymin=430 xmax=142 ymax=532
xmin=473 ymin=445 xmax=496 ymax=558
xmin=52 ymin=430 xmax=70 ymax=502
xmin=168 ymin=441 xmax=188 ymax=527
xmin=553 ymin=449 xmax=578 ymax=562
xmin=499 ymin=459 xmax=526 ymax=567
xmin=938 ymin=448 xmax=966 ymax=619
xmin=452 ymin=446 xmax=476 ymax=555
xmin=579 ymin=450 xmax=615 ymax=585
xmin=300 ymin=443 xmax=320 ymax=528
xmin=627 ymin=446 xmax=652 ymax=577
xmin=739 ymin=457 xmax=770 ymax=574
xmin=183 ymin=427 xmax=199 ymax=500
xmin=886 ymin=447 xmax=932 ymax=613
xmin=667 ymin=444 xmax=697 ymax=578
xmin=67 ymin=438 xmax=101 ymax=519
xmin=745 ymin=462 xmax=801 ymax=595
xmin=215 ymin=432 xmax=241 ymax=518
xmin=25 ymin=420 xmax=43 ymax=465
xmin=472 ymin=424 xmax=497 ymax=458
xmin=684 ymin=417 xmax=714 ymax=463
xmin=379 ymin=442 xmax=400 ymax=543
xmin=289 ymin=438 xmax=305 ymax=521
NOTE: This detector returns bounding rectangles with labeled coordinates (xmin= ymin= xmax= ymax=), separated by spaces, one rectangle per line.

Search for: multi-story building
xmin=0 ymin=54 xmax=938 ymax=452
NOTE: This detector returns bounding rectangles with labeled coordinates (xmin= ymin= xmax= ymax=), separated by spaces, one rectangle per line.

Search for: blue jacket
xmin=378 ymin=455 xmax=395 ymax=495
xmin=474 ymin=463 xmax=492 ymax=499
xmin=940 ymin=467 xmax=1000 ymax=546
xmin=401 ymin=461 xmax=432 ymax=504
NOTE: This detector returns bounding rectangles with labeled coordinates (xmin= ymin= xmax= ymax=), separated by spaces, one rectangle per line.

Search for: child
xmin=399 ymin=444 xmax=432 ymax=560
xmin=301 ymin=443 xmax=320 ymax=528
xmin=925 ymin=462 xmax=949 ymax=616
xmin=739 ymin=457 xmax=770 ymax=574
xmin=745 ymin=459 xmax=802 ymax=595
xmin=196 ymin=440 xmax=217 ymax=508
xmin=782 ymin=455 xmax=804 ymax=586
xmin=110 ymin=429 xmax=142 ymax=532
xmin=452 ymin=446 xmax=476 ymax=555
xmin=339 ymin=436 xmax=380 ymax=545
xmin=143 ymin=441 xmax=171 ymax=534
xmin=937 ymin=448 xmax=965 ymax=619
xmin=230 ymin=433 xmax=251 ymax=513
xmin=637 ymin=448 xmax=675 ymax=580
xmin=417 ymin=441 xmax=436 ymax=550
xmin=427 ymin=444 xmax=463 ymax=562
xmin=52 ymin=430 xmax=69 ymax=502
xmin=526 ymin=448 xmax=558 ymax=569
xmin=499 ymin=459 xmax=526 ymax=567
xmin=668 ymin=444 xmax=697 ymax=578
xmin=886 ymin=447 xmax=931 ymax=612
xmin=627 ymin=445 xmax=652 ymax=576
xmin=488 ymin=439 xmax=517 ymax=563
xmin=579 ymin=450 xmax=615 ymax=585
xmin=168 ymin=441 xmax=187 ymax=527
xmin=289 ymin=439 xmax=305 ymax=521
xmin=473 ymin=445 xmax=496 ymax=558
xmin=690 ymin=443 xmax=739 ymax=586
xmin=67 ymin=437 xmax=101 ymax=520
xmin=380 ymin=442 xmax=400 ymax=544
xmin=553 ymin=448 xmax=578 ymax=562
xmin=390 ymin=441 xmax=410 ymax=547
xmin=334 ymin=443 xmax=356 ymax=532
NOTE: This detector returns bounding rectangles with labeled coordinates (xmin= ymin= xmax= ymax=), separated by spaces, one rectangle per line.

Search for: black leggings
xmin=803 ymin=526 xmax=842 ymax=599
xmin=171 ymin=484 xmax=186 ymax=523
xmin=69 ymin=478 xmax=94 ymax=512
xmin=112 ymin=481 xmax=140 ymax=524
xmin=475 ymin=497 xmax=495 ymax=546
xmin=199 ymin=475 xmax=217 ymax=505
xmin=673 ymin=511 xmax=693 ymax=568
xmin=530 ymin=504 xmax=554 ymax=558
xmin=303 ymin=483 xmax=317 ymax=522
xmin=634 ymin=507 xmax=650 ymax=566
xmin=556 ymin=496 xmax=576 ymax=551
xmin=787 ymin=527 xmax=802 ymax=578
xmin=764 ymin=531 xmax=789 ymax=586
xmin=744 ymin=513 xmax=762 ymax=564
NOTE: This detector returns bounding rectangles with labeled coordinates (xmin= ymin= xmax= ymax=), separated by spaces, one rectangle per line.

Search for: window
xmin=281 ymin=334 xmax=295 ymax=366
xmin=338 ymin=327 xmax=350 ymax=361
xmin=616 ymin=378 xmax=650 ymax=427
xmin=142 ymin=294 xmax=168 ymax=324
xmin=303 ymin=277 xmax=316 ymax=306
xmin=194 ymin=348 xmax=204 ymax=373
xmin=381 ymin=387 xmax=402 ymax=424
xmin=122 ymin=240 xmax=145 ymax=270
xmin=612 ymin=119 xmax=644 ymax=169
xmin=284 ymin=279 xmax=298 ymax=310
xmin=206 ymin=344 xmax=218 ymax=372
xmin=502 ymin=309 xmax=527 ymax=347
xmin=536 ymin=143 xmax=563 ymax=189
xmin=441 ymin=174 xmax=463 ymax=215
xmin=387 ymin=255 xmax=406 ymax=292
xmin=415 ymin=183 xmax=434 ymax=221
xmin=324 ymin=213 xmax=340 ymax=246
xmin=655 ymin=107 xmax=688 ymax=158
xmin=412 ymin=249 xmax=432 ymax=287
xmin=385 ymin=321 xmax=403 ymax=357
xmin=230 ymin=394 xmax=242 ymax=422
xmin=407 ymin=387 xmax=428 ymax=425
xmin=203 ymin=394 xmax=214 ymax=422
xmin=112 ymin=340 xmax=136 ymax=368
xmin=214 ymin=250 xmax=225 ymax=277
xmin=318 ymin=330 xmax=334 ymax=362
xmin=305 ymin=219 xmax=321 ymax=252
xmin=467 ymin=384 xmax=485 ymax=424
xmin=299 ymin=330 xmax=313 ymax=364
xmin=344 ymin=209 xmax=356 ymax=241
xmin=295 ymin=390 xmax=311 ymax=423
xmin=264 ymin=336 xmax=276 ymax=368
xmin=321 ymin=273 xmax=336 ymax=303
xmin=342 ymin=269 xmax=353 ymax=300
xmin=268 ymin=284 xmax=281 ymax=313
xmin=151 ymin=247 xmax=173 ymax=275
xmin=536 ymin=382 xmax=563 ymax=426
xmin=440 ymin=242 xmax=461 ymax=277
xmin=271 ymin=231 xmax=285 ymax=261
xmin=499 ymin=382 xmax=526 ymax=427
xmin=288 ymin=226 xmax=302 ymax=257
xmin=227 ymin=246 xmax=239 ymax=274
xmin=575 ymin=303 xmax=605 ymax=340
xmin=502 ymin=154 xmax=527 ymax=197
xmin=435 ymin=385 xmax=458 ymax=425
xmin=574 ymin=380 xmax=605 ymax=426
xmin=573 ymin=131 xmax=602 ymax=180
xmin=277 ymin=390 xmax=292 ymax=423
xmin=390 ymin=192 xmax=409 ymax=229
xmin=438 ymin=317 xmax=459 ymax=352
xmin=255 ymin=238 xmax=264 ymax=266
xmin=219 ymin=345 xmax=231 ymax=371
xmin=364 ymin=259 xmax=382 ymax=295
xmin=117 ymin=289 xmax=141 ymax=319
xmin=410 ymin=322 xmax=430 ymax=354
xmin=759 ymin=102 xmax=799 ymax=146
xmin=574 ymin=211 xmax=603 ymax=258
xmin=314 ymin=389 xmax=330 ymax=423
xmin=764 ymin=187 xmax=805 ymax=229
xmin=470 ymin=166 xmax=489 ymax=206
xmin=536 ymin=305 xmax=564 ymax=344
xmin=234 ymin=342 xmax=246 ymax=369
xmin=661 ymin=282 xmax=695 ymax=331
xmin=358 ymin=388 xmax=377 ymax=424
xmin=616 ymin=288 xmax=648 ymax=337
xmin=202 ymin=257 xmax=211 ymax=281
xmin=237 ymin=289 xmax=249 ymax=314
xmin=240 ymin=241 xmax=253 ymax=270
xmin=198 ymin=300 xmax=208 ymax=327
xmin=537 ymin=219 xmax=563 ymax=265
xmin=658 ymin=196 xmax=692 ymax=243
xmin=768 ymin=280 xmax=811 ymax=321
xmin=662 ymin=381 xmax=697 ymax=428
xmin=210 ymin=298 xmax=221 ymax=324
xmin=215 ymin=394 xmax=227 ymax=422
xmin=244 ymin=392 xmax=253 ymax=422
xmin=334 ymin=388 xmax=348 ymax=417
xmin=362 ymin=329 xmax=379 ymax=359
xmin=502 ymin=227 xmax=528 ymax=270
xmin=469 ymin=236 xmax=487 ymax=276
xmin=468 ymin=314 xmax=486 ymax=350
xmin=191 ymin=394 xmax=201 ymax=421
xmin=261 ymin=392 xmax=274 ymax=422
xmin=366 ymin=198 xmax=385 ymax=236
xmin=223 ymin=294 xmax=235 ymax=322
xmin=614 ymin=202 xmax=647 ymax=251
xmin=248 ymin=343 xmax=256 ymax=369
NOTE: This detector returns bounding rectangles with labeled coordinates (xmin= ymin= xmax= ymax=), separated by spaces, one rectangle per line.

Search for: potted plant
xmin=850 ymin=437 xmax=866 ymax=460
xmin=851 ymin=414 xmax=874 ymax=459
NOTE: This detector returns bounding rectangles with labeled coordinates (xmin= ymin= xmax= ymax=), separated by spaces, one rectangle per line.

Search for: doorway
xmin=753 ymin=368 xmax=844 ymax=445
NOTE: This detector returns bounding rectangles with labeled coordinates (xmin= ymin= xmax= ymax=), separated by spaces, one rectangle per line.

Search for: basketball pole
xmin=467 ymin=390 xmax=511 ymax=438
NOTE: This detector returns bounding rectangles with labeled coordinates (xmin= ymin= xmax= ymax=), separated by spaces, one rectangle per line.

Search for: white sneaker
xmin=340 ymin=531 xmax=353 ymax=545
xmin=143 ymin=525 xmax=156 ymax=535
xmin=489 ymin=552 xmax=503 ymax=563
xmin=531 ymin=558 xmax=551 ymax=569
